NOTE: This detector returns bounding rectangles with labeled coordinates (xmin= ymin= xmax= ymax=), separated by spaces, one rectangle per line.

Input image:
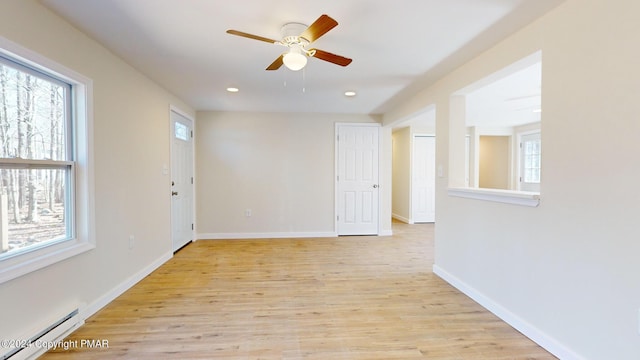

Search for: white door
xmin=336 ymin=124 xmax=379 ymax=235
xmin=519 ymin=132 xmax=541 ymax=192
xmin=170 ymin=110 xmax=194 ymax=252
xmin=412 ymin=136 xmax=436 ymax=223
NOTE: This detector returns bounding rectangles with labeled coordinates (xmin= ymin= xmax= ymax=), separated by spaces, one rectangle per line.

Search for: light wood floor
xmin=43 ymin=221 xmax=555 ymax=359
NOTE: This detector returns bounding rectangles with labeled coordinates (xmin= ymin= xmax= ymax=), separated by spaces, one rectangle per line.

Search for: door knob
xmin=373 ymin=184 xmax=378 ymax=188
xmin=172 ymin=191 xmax=178 ymax=196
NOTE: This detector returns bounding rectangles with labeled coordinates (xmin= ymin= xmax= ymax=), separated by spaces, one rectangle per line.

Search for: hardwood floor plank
xmin=42 ymin=222 xmax=556 ymax=359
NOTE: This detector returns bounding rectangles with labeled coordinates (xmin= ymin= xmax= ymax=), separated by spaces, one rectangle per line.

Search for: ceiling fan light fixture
xmin=227 ymin=15 xmax=351 ymax=71
xmin=283 ymin=46 xmax=307 ymax=71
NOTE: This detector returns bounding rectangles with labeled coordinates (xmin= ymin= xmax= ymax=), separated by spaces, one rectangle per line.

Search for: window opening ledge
xmin=448 ymin=187 xmax=540 ymax=207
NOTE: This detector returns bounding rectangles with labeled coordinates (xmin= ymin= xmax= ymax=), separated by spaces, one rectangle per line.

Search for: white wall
xmin=383 ymin=1 xmax=640 ymax=359
xmin=195 ymin=111 xmax=391 ymax=238
xmin=0 ymin=0 xmax=194 ymax=343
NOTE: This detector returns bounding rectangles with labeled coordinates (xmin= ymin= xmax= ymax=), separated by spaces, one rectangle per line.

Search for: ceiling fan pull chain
xmin=302 ymin=67 xmax=306 ymax=93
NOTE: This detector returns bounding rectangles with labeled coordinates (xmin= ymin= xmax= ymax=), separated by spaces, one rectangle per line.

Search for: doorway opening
xmin=391 ymin=106 xmax=436 ymax=224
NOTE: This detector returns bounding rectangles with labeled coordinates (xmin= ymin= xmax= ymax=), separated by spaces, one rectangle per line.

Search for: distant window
xmin=0 ymin=38 xmax=94 ymax=284
xmin=175 ymin=121 xmax=189 ymax=141
xmin=523 ymin=137 xmax=541 ymax=183
xmin=520 ymin=131 xmax=541 ymax=192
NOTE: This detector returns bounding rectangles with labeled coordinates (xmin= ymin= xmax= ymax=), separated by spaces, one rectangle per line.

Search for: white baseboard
xmin=197 ymin=231 xmax=338 ymax=240
xmin=83 ymin=252 xmax=172 ymax=319
xmin=433 ymin=264 xmax=584 ymax=360
xmin=198 ymin=230 xmax=398 ymax=239
xmin=392 ymin=213 xmax=412 ymax=224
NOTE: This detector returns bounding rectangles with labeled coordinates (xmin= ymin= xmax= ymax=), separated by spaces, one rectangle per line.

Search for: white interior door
xmin=170 ymin=110 xmax=194 ymax=252
xmin=336 ymin=124 xmax=379 ymax=235
xmin=412 ymin=136 xmax=436 ymax=223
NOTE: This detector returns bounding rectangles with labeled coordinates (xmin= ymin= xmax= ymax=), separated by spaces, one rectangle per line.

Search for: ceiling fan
xmin=226 ymin=14 xmax=352 ymax=71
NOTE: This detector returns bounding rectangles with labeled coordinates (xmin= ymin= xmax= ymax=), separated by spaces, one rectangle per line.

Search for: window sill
xmin=0 ymin=241 xmax=95 ymax=284
xmin=448 ymin=187 xmax=540 ymax=207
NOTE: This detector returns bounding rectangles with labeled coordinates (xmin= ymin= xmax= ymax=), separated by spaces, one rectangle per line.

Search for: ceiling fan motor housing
xmin=281 ymin=22 xmax=310 ymax=46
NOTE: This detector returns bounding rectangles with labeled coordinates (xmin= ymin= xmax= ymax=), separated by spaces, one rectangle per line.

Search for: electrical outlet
xmin=129 ymin=235 xmax=135 ymax=249
xmin=245 ymin=209 xmax=252 ymax=217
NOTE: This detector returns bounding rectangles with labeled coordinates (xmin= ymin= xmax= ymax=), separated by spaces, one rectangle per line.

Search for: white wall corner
xmin=392 ymin=213 xmax=412 ymax=224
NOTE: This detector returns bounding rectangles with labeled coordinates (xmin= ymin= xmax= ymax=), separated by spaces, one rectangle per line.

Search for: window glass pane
xmin=175 ymin=121 xmax=189 ymax=141
xmin=523 ymin=138 xmax=541 ymax=184
xmin=0 ymin=168 xmax=70 ymax=258
xmin=0 ymin=61 xmax=68 ymax=161
xmin=1 ymin=54 xmax=73 ymax=261
xmin=524 ymin=169 xmax=532 ymax=182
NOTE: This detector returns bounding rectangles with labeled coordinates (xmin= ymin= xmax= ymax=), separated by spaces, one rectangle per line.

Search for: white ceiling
xmin=466 ymin=61 xmax=541 ymax=127
xmin=40 ymin=0 xmax=562 ymax=115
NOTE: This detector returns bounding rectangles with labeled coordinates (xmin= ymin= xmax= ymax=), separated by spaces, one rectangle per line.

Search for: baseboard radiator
xmin=2 ymin=307 xmax=84 ymax=360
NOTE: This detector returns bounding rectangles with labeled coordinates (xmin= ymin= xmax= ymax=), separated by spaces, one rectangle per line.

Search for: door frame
xmin=169 ymin=105 xmax=196 ymax=251
xmin=334 ymin=122 xmax=381 ymax=236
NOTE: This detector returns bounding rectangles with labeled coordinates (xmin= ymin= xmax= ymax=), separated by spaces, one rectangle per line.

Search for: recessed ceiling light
xmin=227 ymin=87 xmax=239 ymax=93
xmin=344 ymin=91 xmax=356 ymax=97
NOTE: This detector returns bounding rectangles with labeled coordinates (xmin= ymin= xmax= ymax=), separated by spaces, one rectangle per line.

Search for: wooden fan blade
xmin=300 ymin=14 xmax=338 ymax=43
xmin=310 ymin=49 xmax=352 ymax=67
xmin=226 ymin=29 xmax=278 ymax=44
xmin=266 ymin=55 xmax=284 ymax=70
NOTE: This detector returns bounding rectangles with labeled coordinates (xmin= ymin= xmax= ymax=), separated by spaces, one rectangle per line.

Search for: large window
xmin=0 ymin=56 xmax=73 ymax=257
xmin=0 ymin=38 xmax=93 ymax=283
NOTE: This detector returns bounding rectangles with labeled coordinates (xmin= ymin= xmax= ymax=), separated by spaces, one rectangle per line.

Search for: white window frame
xmin=0 ymin=36 xmax=94 ymax=284
xmin=518 ymin=130 xmax=541 ymax=192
